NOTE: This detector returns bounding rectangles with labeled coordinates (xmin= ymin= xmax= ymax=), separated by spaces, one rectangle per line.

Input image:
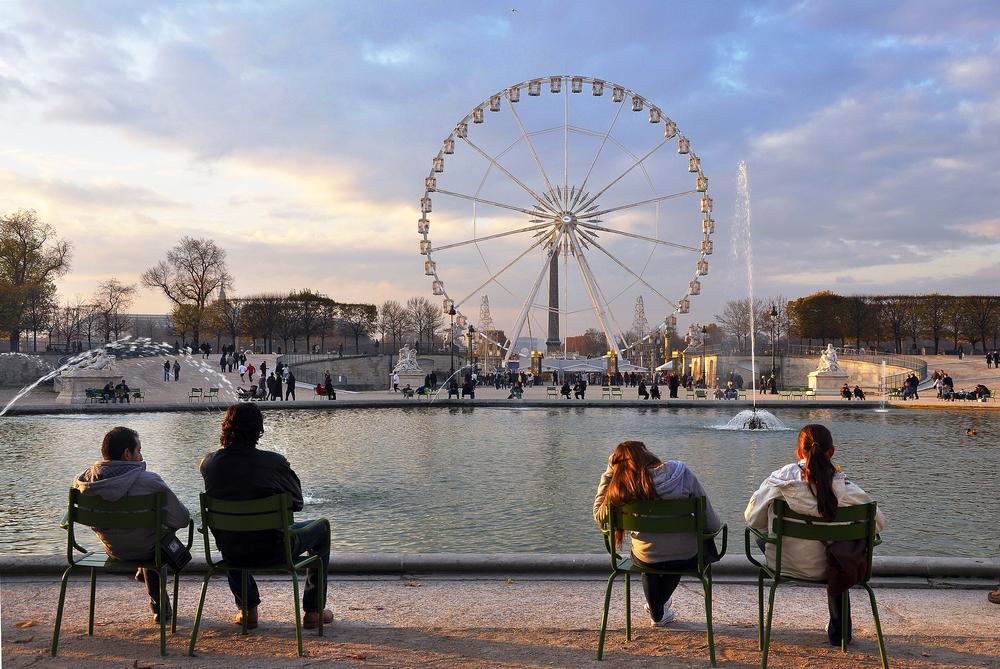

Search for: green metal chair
xmin=597 ymin=497 xmax=728 ymax=666
xmin=188 ymin=493 xmax=330 ymax=657
xmin=744 ymin=500 xmax=887 ymax=669
xmin=51 ymin=488 xmax=194 ymax=656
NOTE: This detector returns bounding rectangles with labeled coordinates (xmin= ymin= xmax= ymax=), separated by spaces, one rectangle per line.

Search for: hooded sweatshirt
xmin=72 ymin=460 xmax=190 ymax=561
xmin=744 ymin=462 xmax=887 ymax=580
xmin=593 ymin=460 xmax=722 ymax=564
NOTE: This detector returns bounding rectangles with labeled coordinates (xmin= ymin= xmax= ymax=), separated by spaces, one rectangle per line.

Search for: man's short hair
xmin=102 ymin=426 xmax=140 ymax=460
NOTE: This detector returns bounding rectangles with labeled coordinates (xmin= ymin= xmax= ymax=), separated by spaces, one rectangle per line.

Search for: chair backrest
xmin=771 ymin=499 xmax=878 ymax=581
xmin=606 ymin=497 xmax=710 ymax=569
xmin=199 ymin=493 xmax=295 ymax=565
xmin=65 ymin=488 xmax=165 ymax=564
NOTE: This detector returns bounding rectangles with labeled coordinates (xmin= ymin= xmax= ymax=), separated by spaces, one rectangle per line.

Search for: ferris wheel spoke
xmin=435 ymin=189 xmax=546 ymax=218
xmin=453 ymin=234 xmax=551 ymax=310
xmin=577 ymin=139 xmax=669 ymax=212
xmin=502 ymin=229 xmax=565 ymax=366
xmin=507 ymin=95 xmax=560 ymax=204
xmin=434 ymin=222 xmax=552 ymax=253
xmin=565 ymin=229 xmax=623 ymax=358
xmin=576 ymin=221 xmax=699 ymax=252
xmin=577 ymin=229 xmax=679 ymax=308
xmin=585 ymin=190 xmax=697 ymax=218
xmin=574 ymin=98 xmax=628 ymax=209
xmin=563 ymin=85 xmax=569 ymax=209
xmin=461 ymin=136 xmax=557 ymax=214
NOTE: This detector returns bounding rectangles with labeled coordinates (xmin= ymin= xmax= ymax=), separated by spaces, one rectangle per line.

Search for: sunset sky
xmin=1 ymin=1 xmax=998 ymax=334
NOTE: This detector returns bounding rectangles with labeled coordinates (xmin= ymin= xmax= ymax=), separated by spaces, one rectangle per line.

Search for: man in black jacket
xmin=200 ymin=403 xmax=331 ymax=629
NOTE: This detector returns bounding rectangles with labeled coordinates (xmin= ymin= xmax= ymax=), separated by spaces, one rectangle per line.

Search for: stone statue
xmin=816 ymin=344 xmax=841 ymax=373
xmin=392 ymin=344 xmax=423 ymax=373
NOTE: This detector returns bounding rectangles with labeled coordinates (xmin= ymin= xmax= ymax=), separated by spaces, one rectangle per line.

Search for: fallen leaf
xmin=347 ymin=653 xmax=367 ymax=660
xmin=133 ymin=660 xmax=155 ymax=669
xmin=506 ymin=578 xmax=514 ymax=584
xmin=15 ymin=620 xmax=37 ymax=628
xmin=922 ymin=653 xmax=930 ymax=657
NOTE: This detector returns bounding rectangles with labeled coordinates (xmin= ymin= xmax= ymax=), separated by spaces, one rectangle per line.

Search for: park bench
xmin=804 ymin=389 xmax=816 ymax=398
xmin=131 ymin=388 xmax=144 ymax=403
xmin=610 ymin=386 xmax=623 ymax=399
xmin=205 ymin=387 xmax=219 ymax=401
xmin=601 ymin=386 xmax=612 ymax=399
xmin=188 ymin=388 xmax=203 ymax=402
xmin=695 ymin=389 xmax=708 ymax=399
xmin=547 ymin=386 xmax=558 ymax=398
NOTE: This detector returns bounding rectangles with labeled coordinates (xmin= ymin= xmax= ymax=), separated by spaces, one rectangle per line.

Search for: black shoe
xmin=134 ymin=568 xmax=145 ymax=582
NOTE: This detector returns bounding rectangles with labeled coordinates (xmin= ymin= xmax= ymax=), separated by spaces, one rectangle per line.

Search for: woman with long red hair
xmin=593 ymin=440 xmax=721 ymax=626
xmin=745 ymin=424 xmax=886 ymax=646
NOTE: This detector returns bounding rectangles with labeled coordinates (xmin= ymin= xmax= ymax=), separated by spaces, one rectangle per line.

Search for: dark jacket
xmin=200 ymin=447 xmax=303 ymax=563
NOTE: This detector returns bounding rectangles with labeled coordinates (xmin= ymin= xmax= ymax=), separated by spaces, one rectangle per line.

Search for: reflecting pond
xmin=1 ymin=406 xmax=995 ymax=557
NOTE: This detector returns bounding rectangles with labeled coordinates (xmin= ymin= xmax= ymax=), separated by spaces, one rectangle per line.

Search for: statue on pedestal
xmin=816 ymin=344 xmax=841 ymax=373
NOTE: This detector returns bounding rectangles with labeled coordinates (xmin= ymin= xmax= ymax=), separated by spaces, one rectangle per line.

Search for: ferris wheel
xmin=418 ymin=75 xmax=714 ymax=367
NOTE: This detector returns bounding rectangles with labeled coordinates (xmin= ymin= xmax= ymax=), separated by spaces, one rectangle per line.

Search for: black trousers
xmin=630 ymin=554 xmax=699 ymax=622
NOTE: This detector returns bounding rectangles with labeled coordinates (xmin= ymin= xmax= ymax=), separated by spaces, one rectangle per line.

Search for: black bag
xmin=159 ymin=531 xmax=192 ymax=571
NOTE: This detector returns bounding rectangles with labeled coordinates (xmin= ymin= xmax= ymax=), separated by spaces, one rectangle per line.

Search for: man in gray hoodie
xmin=72 ymin=427 xmax=190 ymax=623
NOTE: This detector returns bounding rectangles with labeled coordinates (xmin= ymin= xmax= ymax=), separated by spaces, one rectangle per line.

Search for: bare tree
xmin=50 ymin=297 xmax=94 ymax=352
xmin=340 ymin=303 xmax=377 ymax=354
xmin=0 ymin=209 xmax=72 ymax=351
xmin=242 ymin=294 xmax=285 ymax=353
xmin=22 ymin=282 xmax=57 ymax=352
xmin=405 ymin=296 xmax=440 ymax=350
xmin=288 ymin=290 xmax=337 ymax=352
xmin=714 ymin=298 xmax=767 ymax=350
xmin=93 ymin=278 xmax=137 ymax=343
xmin=378 ymin=300 xmax=409 ymax=364
xmin=141 ymin=237 xmax=231 ymax=346
xmin=207 ymin=296 xmax=243 ymax=349
xmin=962 ymin=295 xmax=1000 ymax=354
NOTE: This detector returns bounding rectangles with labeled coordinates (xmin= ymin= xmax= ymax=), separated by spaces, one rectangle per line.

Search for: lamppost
xmin=701 ymin=324 xmax=708 ymax=387
xmin=466 ymin=324 xmax=477 ymax=368
xmin=769 ymin=304 xmax=778 ymax=389
xmin=448 ymin=305 xmax=457 ymax=373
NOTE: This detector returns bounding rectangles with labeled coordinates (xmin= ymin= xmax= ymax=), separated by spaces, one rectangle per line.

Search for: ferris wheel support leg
xmin=566 ymin=229 xmax=623 ymax=361
xmin=502 ymin=230 xmax=565 ymax=368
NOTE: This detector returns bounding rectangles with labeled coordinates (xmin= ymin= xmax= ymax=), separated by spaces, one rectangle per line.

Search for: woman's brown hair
xmin=220 ymin=403 xmax=264 ymax=449
xmin=600 ymin=440 xmax=663 ymax=545
xmin=796 ymin=424 xmax=838 ymax=520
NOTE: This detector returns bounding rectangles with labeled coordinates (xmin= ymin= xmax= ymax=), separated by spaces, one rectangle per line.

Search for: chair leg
xmin=596 ymin=573 xmax=617 ymax=660
xmin=761 ymin=580 xmax=779 ymax=669
xmin=757 ymin=571 xmax=764 ymax=650
xmin=624 ymin=573 xmax=632 ymax=642
xmin=88 ymin=568 xmax=97 ymax=636
xmin=188 ymin=570 xmax=213 ymax=656
xmin=841 ymin=590 xmax=850 ymax=654
xmin=291 ymin=571 xmax=304 ymax=657
xmin=865 ymin=584 xmax=889 ymax=669
xmin=171 ymin=568 xmax=180 ymax=634
xmin=703 ymin=573 xmax=716 ymax=667
xmin=317 ymin=560 xmax=325 ymax=638
xmin=159 ymin=567 xmax=167 ymax=656
xmin=241 ymin=571 xmax=249 ymax=635
xmin=50 ymin=566 xmax=73 ymax=656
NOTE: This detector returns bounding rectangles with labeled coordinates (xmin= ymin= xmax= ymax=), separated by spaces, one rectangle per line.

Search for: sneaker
xmin=303 ymin=609 xmax=334 ymax=629
xmin=989 ymin=587 xmax=1000 ymax=605
xmin=151 ymin=604 xmax=172 ymax=625
xmin=233 ymin=607 xmax=259 ymax=630
xmin=643 ymin=598 xmax=677 ymax=627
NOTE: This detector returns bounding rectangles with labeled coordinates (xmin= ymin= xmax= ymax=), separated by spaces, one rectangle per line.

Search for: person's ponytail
xmin=797 ymin=424 xmax=838 ymax=520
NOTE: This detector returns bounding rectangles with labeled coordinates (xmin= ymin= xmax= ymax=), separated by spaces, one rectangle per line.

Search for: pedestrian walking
xmin=247 ymin=362 xmax=256 ymax=384
xmin=219 ymin=353 xmax=227 ymax=373
xmin=392 ymin=372 xmax=400 ymax=393
xmin=285 ymin=371 xmax=296 ymax=401
xmin=172 ymin=360 xmax=180 ymax=381
xmin=163 ymin=360 xmax=171 ymax=382
xmin=238 ymin=362 xmax=247 ymax=383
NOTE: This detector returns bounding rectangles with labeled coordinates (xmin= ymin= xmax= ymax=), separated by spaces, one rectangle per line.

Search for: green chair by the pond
xmin=744 ymin=500 xmax=887 ymax=669
xmin=597 ymin=497 xmax=727 ymax=666
xmin=188 ymin=493 xmax=329 ymax=657
xmin=51 ymin=489 xmax=194 ymax=657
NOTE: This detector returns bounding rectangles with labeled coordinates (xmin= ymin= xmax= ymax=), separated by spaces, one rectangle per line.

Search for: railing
xmin=706 ymin=343 xmax=928 ymax=391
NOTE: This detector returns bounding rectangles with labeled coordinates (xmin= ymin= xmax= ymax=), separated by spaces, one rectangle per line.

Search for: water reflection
xmin=0 ymin=407 xmax=995 ymax=557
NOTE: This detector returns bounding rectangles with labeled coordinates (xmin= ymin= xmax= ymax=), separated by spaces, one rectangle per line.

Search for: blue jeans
xmin=225 ymin=520 xmax=330 ymax=613
xmin=631 ymin=554 xmax=699 ymax=622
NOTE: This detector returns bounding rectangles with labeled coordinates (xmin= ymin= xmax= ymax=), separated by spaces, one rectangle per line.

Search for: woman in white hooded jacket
xmin=744 ymin=423 xmax=886 ymax=646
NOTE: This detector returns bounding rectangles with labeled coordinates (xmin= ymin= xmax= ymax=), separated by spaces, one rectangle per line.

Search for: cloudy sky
xmin=1 ymin=1 xmax=998 ymax=337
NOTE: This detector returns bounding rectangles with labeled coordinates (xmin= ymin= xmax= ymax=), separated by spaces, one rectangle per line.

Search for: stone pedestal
xmin=55 ymin=369 xmax=119 ymax=404
xmin=807 ymin=370 xmax=849 ymax=396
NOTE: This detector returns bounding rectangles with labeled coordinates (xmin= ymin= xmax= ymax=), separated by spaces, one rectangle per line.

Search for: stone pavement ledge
xmin=3 ymin=554 xmax=998 ymax=668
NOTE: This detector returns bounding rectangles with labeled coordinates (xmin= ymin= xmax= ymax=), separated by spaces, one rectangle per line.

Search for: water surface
xmin=0 ymin=406 xmax=994 ymax=557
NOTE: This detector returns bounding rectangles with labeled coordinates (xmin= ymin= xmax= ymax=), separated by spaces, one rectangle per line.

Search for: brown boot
xmin=303 ymin=609 xmax=333 ymax=629
xmin=233 ymin=607 xmax=258 ymax=630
